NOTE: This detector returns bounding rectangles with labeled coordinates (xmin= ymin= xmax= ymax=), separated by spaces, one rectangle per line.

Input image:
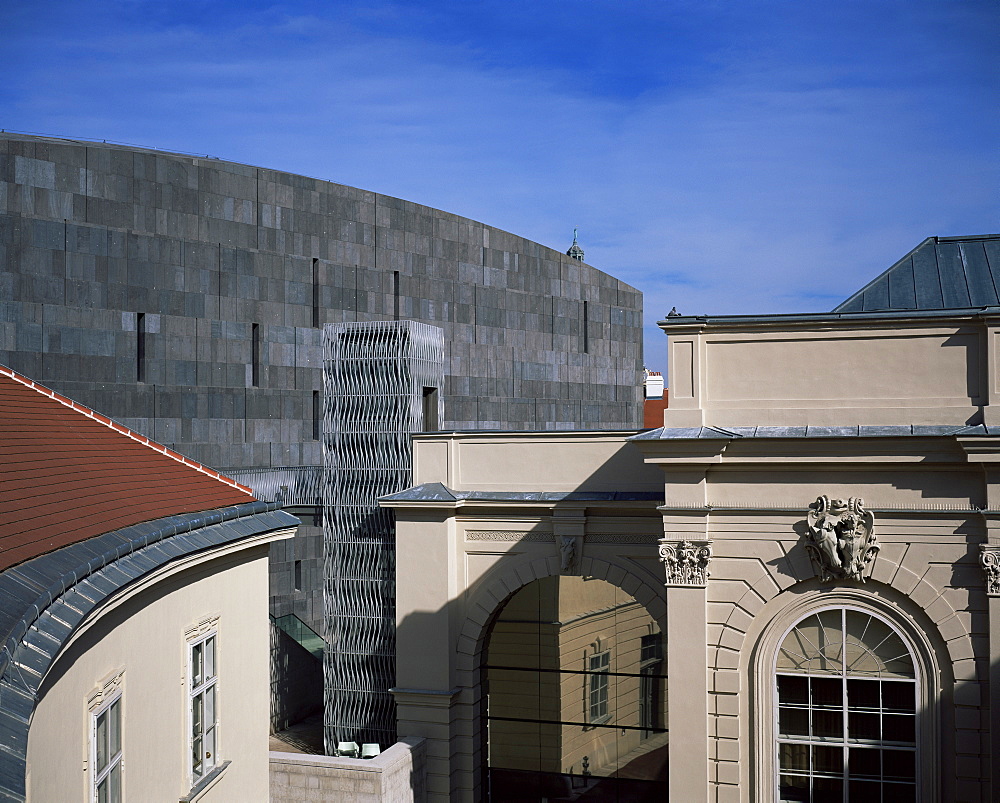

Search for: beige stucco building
xmin=384 ymin=235 xmax=1000 ymax=802
xmin=0 ymin=364 xmax=297 ymax=802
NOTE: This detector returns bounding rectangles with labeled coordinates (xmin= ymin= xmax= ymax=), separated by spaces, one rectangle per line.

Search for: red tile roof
xmin=0 ymin=365 xmax=255 ymax=571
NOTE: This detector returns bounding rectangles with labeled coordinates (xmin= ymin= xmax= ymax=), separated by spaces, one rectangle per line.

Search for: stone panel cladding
xmin=0 ymin=133 xmax=643 ymax=477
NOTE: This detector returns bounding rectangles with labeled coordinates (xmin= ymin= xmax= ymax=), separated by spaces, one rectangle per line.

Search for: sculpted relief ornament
xmin=980 ymin=546 xmax=1000 ymax=596
xmin=806 ymin=496 xmax=879 ymax=583
xmin=658 ymin=539 xmax=712 ymax=586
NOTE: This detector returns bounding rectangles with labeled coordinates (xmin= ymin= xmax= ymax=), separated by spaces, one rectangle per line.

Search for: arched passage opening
xmin=483 ymin=574 xmax=669 ymax=802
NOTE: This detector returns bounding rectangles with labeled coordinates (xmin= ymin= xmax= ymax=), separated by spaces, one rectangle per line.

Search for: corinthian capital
xmin=658 ymin=539 xmax=712 ymax=587
xmin=980 ymin=545 xmax=1000 ymax=596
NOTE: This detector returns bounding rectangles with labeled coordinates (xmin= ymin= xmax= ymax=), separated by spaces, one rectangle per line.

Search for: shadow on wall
xmin=270 ymin=621 xmax=323 ymax=733
xmin=391 ymin=440 xmax=670 ymax=801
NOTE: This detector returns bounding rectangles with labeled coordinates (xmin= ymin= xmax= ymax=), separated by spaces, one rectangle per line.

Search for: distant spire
xmin=566 ymin=228 xmax=584 ymax=261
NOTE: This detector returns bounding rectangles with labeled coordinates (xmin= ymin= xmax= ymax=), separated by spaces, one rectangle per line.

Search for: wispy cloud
xmin=4 ymin=0 xmax=997 ymax=370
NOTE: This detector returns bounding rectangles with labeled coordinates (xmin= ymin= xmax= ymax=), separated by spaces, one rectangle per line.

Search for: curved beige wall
xmin=26 ymin=539 xmax=281 ymax=802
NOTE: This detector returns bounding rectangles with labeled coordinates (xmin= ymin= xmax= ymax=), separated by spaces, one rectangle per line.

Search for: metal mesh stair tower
xmin=322 ymin=321 xmax=444 ymax=752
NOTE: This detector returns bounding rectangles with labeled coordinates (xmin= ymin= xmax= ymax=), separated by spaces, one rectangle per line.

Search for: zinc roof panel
xmin=962 ymin=242 xmax=999 ymax=306
xmin=937 ymin=241 xmax=971 ymax=308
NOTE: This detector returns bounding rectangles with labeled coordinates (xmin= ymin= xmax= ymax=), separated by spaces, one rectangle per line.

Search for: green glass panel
xmin=96 ymin=709 xmax=108 ymax=772
xmin=778 ymin=707 xmax=809 ymax=737
xmin=206 ymin=636 xmax=216 ymax=680
xmin=779 ymin=742 xmax=809 ymax=772
xmin=848 ymin=711 xmax=879 ymax=742
xmin=778 ymin=675 xmax=808 ymax=705
xmin=192 ymin=642 xmax=203 ymax=688
xmin=109 ymin=763 xmax=121 ymax=803
xmin=109 ymin=700 xmax=121 ymax=757
xmin=847 ymin=746 xmax=880 ymax=779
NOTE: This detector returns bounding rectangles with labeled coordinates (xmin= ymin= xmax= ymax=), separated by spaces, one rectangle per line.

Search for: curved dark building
xmin=0 ymin=133 xmax=641 ymax=448
xmin=0 ymin=132 xmax=643 ymax=740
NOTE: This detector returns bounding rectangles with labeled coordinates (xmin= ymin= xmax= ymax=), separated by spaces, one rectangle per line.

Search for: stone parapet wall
xmin=269 ymin=738 xmax=426 ymax=803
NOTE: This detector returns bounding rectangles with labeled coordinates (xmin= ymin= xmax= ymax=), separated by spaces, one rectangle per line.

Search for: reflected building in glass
xmin=485 ymin=576 xmax=667 ymax=800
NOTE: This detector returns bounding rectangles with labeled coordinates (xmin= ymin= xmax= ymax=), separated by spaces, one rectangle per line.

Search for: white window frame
xmin=91 ymin=692 xmax=123 ymax=803
xmin=189 ymin=631 xmax=219 ymax=785
xmin=588 ymin=649 xmax=611 ymax=724
xmin=772 ymin=605 xmax=921 ymax=803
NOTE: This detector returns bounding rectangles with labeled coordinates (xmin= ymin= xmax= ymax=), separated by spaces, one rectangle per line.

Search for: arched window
xmin=775 ymin=607 xmax=918 ymax=802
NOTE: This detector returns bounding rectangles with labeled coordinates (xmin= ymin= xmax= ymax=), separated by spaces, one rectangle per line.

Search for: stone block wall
xmin=0 ymin=133 xmax=643 ymax=472
xmin=269 ymin=738 xmax=426 ymax=802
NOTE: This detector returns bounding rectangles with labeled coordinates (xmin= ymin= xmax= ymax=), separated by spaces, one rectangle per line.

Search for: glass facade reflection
xmin=485 ymin=576 xmax=668 ymax=802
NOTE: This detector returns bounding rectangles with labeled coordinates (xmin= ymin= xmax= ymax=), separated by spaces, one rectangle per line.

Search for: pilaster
xmin=981 ymin=545 xmax=1000 ymax=796
xmin=660 ymin=537 xmax=712 ymax=803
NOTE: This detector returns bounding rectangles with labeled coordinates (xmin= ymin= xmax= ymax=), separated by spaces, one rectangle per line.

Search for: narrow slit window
xmin=312 ymin=390 xmax=320 ymax=440
xmin=422 ymin=386 xmax=438 ymax=432
xmin=294 ymin=560 xmax=303 ymax=592
xmin=312 ymin=258 xmax=320 ymax=328
xmin=393 ymin=270 xmax=400 ymax=320
xmin=136 ymin=312 xmax=146 ymax=383
xmin=582 ymin=300 xmax=589 ymax=354
xmin=251 ymin=323 xmax=260 ymax=387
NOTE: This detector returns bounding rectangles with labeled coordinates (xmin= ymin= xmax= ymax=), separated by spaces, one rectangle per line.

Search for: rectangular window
xmin=190 ymin=633 xmax=218 ymax=783
xmin=582 ymin=299 xmax=589 ymax=353
xmin=93 ymin=694 xmax=122 ymax=803
xmin=393 ymin=270 xmax=400 ymax=320
xmin=588 ymin=650 xmax=610 ymax=723
xmin=294 ymin=560 xmax=303 ymax=592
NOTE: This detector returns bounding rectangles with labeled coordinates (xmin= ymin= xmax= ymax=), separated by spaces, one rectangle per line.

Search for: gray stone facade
xmin=0 ymin=132 xmax=643 ymax=637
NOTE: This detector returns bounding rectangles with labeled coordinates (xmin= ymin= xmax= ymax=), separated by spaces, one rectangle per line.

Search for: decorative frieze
xmin=658 ymin=539 xmax=712 ymax=586
xmin=980 ymin=546 xmax=1000 ymax=596
xmin=805 ymin=496 xmax=879 ymax=583
xmin=465 ymin=530 xmax=553 ymax=542
xmin=587 ymin=533 xmax=659 ymax=544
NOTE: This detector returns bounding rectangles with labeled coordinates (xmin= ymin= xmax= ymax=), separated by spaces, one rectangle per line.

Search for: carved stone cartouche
xmin=805 ymin=495 xmax=878 ymax=582
xmin=559 ymin=536 xmax=577 ymax=573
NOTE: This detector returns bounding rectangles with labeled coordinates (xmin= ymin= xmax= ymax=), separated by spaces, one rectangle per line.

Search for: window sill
xmin=179 ymin=760 xmax=231 ymax=802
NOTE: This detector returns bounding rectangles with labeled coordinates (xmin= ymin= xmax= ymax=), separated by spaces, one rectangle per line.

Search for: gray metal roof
xmin=0 ymin=501 xmax=297 ymax=802
xmin=380 ymin=482 xmax=663 ymax=504
xmin=835 ymin=234 xmax=1000 ymax=313
xmin=631 ymin=424 xmax=998 ymax=441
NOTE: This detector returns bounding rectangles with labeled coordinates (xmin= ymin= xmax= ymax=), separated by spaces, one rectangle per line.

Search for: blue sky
xmin=4 ymin=0 xmax=998 ymax=370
